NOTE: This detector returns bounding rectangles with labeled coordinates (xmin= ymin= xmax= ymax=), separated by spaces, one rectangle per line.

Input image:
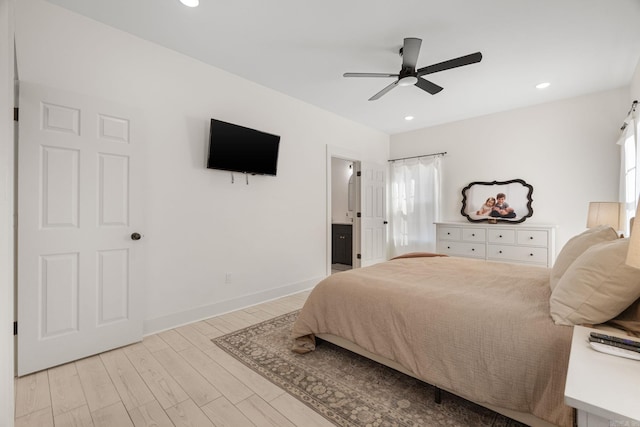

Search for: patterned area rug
xmin=212 ymin=311 xmax=527 ymax=427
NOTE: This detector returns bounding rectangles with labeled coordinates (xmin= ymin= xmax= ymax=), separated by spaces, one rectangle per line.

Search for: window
xmin=620 ymin=115 xmax=638 ymax=234
xmin=388 ymin=156 xmax=441 ymax=256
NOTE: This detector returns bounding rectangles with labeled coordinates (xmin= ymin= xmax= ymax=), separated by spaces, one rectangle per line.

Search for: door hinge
xmin=13 ymin=107 xmax=18 ymax=122
xmin=13 ymin=321 xmax=17 ymax=336
xmin=356 ymin=171 xmax=361 ymax=177
xmin=357 ymin=254 xmax=361 ymax=259
xmin=356 ymin=212 xmax=361 ymax=218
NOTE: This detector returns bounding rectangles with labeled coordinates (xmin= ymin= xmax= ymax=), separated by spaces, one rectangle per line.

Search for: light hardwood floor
xmin=14 ymin=290 xmax=336 ymax=427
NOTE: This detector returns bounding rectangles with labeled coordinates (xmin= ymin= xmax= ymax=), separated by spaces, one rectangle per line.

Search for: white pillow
xmin=550 ymin=225 xmax=618 ymax=291
xmin=550 ymin=239 xmax=640 ymax=326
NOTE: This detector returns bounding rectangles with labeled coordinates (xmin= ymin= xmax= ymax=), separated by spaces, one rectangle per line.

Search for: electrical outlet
xmin=225 ymin=272 xmax=232 ymax=284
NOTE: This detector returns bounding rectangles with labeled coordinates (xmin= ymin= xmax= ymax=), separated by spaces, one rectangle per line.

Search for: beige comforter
xmin=292 ymin=256 xmax=574 ymax=427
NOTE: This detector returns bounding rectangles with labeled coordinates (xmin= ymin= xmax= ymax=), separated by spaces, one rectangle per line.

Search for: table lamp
xmin=586 ymin=202 xmax=624 ymax=235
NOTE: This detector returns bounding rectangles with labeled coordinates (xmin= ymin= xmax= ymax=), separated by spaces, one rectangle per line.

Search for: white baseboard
xmin=142 ymin=276 xmax=322 ymax=336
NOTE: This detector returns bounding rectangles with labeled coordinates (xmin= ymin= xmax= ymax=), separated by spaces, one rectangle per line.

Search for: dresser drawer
xmin=438 ymin=241 xmax=485 ymax=258
xmin=435 ymin=222 xmax=556 ymax=267
xmin=487 ymin=229 xmax=515 ymax=244
xmin=517 ymin=230 xmax=548 ymax=247
xmin=439 ymin=227 xmax=461 ymax=241
xmin=462 ymin=227 xmax=486 ymax=242
xmin=487 ymin=245 xmax=548 ymax=264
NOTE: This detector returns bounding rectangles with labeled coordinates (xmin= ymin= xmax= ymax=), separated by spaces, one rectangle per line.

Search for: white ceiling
xmin=45 ymin=0 xmax=640 ymax=135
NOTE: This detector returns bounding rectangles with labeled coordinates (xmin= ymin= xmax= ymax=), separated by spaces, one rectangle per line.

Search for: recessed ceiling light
xmin=180 ymin=0 xmax=199 ymax=7
xmin=404 ymin=116 xmax=414 ymax=121
xmin=536 ymin=82 xmax=551 ymax=89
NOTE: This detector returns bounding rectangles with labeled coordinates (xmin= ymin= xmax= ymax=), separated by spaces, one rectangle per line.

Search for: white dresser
xmin=435 ymin=221 xmax=556 ymax=267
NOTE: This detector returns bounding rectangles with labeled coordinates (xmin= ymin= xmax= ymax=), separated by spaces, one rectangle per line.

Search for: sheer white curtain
xmin=388 ymin=156 xmax=441 ymax=257
xmin=618 ymin=106 xmax=638 ymax=235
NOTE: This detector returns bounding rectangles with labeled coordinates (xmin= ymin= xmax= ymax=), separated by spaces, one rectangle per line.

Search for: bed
xmin=291 ymin=226 xmax=640 ymax=427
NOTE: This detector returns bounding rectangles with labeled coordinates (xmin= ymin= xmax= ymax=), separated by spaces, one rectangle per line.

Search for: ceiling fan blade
xmin=417 ymin=52 xmax=483 ymax=76
xmin=415 ymin=77 xmax=444 ymax=95
xmin=343 ymin=72 xmax=399 ymax=78
xmin=401 ymin=37 xmax=422 ymax=70
xmin=369 ymin=80 xmax=399 ymax=101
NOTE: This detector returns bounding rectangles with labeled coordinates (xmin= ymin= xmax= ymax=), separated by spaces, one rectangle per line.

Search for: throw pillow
xmin=550 ymin=225 xmax=619 ymax=291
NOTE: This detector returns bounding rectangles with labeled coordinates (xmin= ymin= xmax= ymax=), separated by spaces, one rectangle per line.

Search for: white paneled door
xmin=360 ymin=162 xmax=387 ymax=266
xmin=17 ymin=82 xmax=145 ymax=375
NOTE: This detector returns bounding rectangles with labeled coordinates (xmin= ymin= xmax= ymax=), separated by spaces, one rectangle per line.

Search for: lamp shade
xmin=586 ymin=202 xmax=624 ymax=231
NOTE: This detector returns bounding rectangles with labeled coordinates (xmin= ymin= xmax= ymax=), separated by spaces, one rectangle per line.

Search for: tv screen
xmin=207 ymin=118 xmax=280 ymax=176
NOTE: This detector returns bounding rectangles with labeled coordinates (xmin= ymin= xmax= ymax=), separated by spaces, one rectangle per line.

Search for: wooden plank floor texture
xmin=14 ymin=291 xmax=335 ymax=427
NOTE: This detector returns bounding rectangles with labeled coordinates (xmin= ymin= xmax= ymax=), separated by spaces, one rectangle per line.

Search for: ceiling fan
xmin=344 ymin=38 xmax=482 ymax=101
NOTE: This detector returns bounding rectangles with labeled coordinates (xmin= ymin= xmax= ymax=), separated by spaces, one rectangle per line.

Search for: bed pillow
xmin=604 ymin=297 xmax=640 ymax=337
xmin=549 ymin=225 xmax=619 ymax=291
xmin=550 ymin=238 xmax=640 ymax=326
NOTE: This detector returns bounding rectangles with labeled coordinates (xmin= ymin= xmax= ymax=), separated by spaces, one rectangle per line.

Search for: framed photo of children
xmin=461 ymin=179 xmax=533 ymax=223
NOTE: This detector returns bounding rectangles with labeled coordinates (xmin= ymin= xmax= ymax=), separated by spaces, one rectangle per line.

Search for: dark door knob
xmin=131 ymin=232 xmax=142 ymax=241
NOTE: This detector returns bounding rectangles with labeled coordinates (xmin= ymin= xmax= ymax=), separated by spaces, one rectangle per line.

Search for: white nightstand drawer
xmin=462 ymin=228 xmax=486 ymax=242
xmin=487 ymin=229 xmax=516 ymax=244
xmin=438 ymin=241 xmax=485 ymax=258
xmin=517 ymin=230 xmax=548 ymax=246
xmin=487 ymin=245 xmax=548 ymax=264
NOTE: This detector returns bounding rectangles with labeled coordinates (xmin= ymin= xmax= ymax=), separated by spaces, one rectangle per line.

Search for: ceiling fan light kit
xmin=398 ymin=76 xmax=418 ymax=86
xmin=344 ymin=37 xmax=482 ymax=101
xmin=179 ymin=0 xmax=199 ymax=7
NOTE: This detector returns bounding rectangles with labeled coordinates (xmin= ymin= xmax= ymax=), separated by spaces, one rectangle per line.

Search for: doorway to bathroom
xmin=331 ymin=157 xmax=357 ymax=273
xmin=327 ymin=145 xmax=387 ymax=276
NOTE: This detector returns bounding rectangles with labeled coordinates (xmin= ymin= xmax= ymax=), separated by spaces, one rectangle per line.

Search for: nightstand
xmin=564 ymin=325 xmax=640 ymax=426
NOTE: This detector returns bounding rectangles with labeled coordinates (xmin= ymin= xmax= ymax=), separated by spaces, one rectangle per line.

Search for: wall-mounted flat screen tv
xmin=207 ymin=118 xmax=281 ymax=176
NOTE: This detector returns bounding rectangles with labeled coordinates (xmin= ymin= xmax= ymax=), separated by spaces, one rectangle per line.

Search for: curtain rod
xmin=621 ymin=100 xmax=638 ymax=130
xmin=388 ymin=151 xmax=447 ymax=162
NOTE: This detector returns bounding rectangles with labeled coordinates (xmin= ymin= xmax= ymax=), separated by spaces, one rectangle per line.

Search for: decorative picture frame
xmin=461 ymin=179 xmax=533 ymax=223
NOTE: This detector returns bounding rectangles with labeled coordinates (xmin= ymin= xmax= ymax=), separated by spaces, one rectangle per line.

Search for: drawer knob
xmin=471 ymin=248 xmax=475 ymax=251
xmin=529 ymin=236 xmax=534 ymax=240
xmin=447 ymin=232 xmax=451 ymax=235
xmin=530 ymin=253 xmax=534 ymax=256
xmin=447 ymin=246 xmax=451 ymax=249
xmin=499 ymin=250 xmax=502 ymax=254
xmin=499 ymin=235 xmax=503 ymax=238
xmin=472 ymin=233 xmax=475 ymax=236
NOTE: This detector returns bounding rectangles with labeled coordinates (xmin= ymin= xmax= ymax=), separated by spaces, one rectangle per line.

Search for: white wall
xmin=15 ymin=0 xmax=389 ymax=333
xmin=390 ymin=88 xmax=630 ymax=251
xmin=631 ymin=57 xmax=640 ymax=102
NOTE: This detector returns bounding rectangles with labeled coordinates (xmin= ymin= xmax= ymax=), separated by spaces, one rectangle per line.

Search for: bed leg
xmin=434 ymin=386 xmax=442 ymax=404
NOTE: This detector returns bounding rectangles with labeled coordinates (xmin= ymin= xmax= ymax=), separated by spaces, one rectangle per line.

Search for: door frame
xmin=326 ymin=145 xmax=361 ymax=276
xmin=1 ymin=0 xmax=16 ymax=423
